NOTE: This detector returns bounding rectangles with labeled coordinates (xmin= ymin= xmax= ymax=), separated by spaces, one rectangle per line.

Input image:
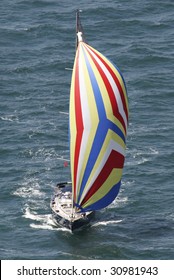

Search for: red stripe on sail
xmin=86 ymin=44 xmax=128 ymax=126
xmin=85 ymin=45 xmax=126 ymax=134
xmin=80 ymin=150 xmax=125 ymax=206
xmin=73 ymin=48 xmax=84 ymax=199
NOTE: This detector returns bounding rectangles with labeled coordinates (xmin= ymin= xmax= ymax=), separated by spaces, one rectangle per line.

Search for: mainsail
xmin=70 ymin=36 xmax=129 ymax=213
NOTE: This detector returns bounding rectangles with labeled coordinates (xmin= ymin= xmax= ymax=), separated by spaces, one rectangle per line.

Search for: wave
xmin=92 ymin=219 xmax=123 ymax=227
xmin=30 ymin=223 xmax=71 ymax=232
xmin=108 ymin=196 xmax=128 ymax=210
xmin=23 ymin=206 xmax=71 ymax=232
xmin=126 ymin=147 xmax=159 ymax=166
xmin=0 ymin=115 xmax=19 ymax=122
xmin=13 ymin=182 xmax=45 ymax=199
xmin=23 ymin=147 xmax=58 ymax=159
xmin=23 ymin=206 xmax=49 ymax=222
xmin=122 ymin=180 xmax=135 ymax=187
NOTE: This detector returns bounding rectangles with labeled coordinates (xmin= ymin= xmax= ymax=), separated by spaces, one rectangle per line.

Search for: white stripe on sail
xmin=79 ymin=139 xmax=125 ymax=204
xmin=86 ymin=45 xmax=128 ymax=130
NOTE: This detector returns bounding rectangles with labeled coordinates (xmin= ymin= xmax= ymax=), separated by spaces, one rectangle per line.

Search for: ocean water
xmin=0 ymin=0 xmax=174 ymax=260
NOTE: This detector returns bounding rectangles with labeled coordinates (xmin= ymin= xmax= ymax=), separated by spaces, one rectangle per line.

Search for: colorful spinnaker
xmin=70 ymin=36 xmax=129 ymax=212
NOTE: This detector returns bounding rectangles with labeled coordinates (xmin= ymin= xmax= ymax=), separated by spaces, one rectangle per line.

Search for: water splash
xmin=23 ymin=206 xmax=71 ymax=232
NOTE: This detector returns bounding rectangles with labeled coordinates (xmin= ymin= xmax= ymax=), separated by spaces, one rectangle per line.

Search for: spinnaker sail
xmin=70 ymin=38 xmax=129 ymax=212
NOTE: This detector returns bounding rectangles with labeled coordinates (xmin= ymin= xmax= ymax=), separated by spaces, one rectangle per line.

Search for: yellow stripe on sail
xmin=81 ymin=168 xmax=123 ymax=209
xmin=79 ymin=129 xmax=125 ymax=205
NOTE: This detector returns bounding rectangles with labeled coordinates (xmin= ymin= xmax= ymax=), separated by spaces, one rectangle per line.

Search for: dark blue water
xmin=0 ymin=0 xmax=174 ymax=260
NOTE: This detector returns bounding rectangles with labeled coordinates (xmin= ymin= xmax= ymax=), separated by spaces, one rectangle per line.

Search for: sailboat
xmin=50 ymin=10 xmax=129 ymax=231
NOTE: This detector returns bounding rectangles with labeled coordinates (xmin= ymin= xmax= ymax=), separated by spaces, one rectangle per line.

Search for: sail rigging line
xmin=57 ymin=157 xmax=70 ymax=162
xmin=59 ymin=111 xmax=69 ymax=115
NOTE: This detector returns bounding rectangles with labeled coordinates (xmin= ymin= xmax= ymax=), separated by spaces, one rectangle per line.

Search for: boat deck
xmin=51 ymin=190 xmax=86 ymax=222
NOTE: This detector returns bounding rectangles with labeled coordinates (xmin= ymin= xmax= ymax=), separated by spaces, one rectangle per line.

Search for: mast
xmin=76 ymin=9 xmax=84 ymax=48
xmin=71 ymin=10 xmax=85 ymax=217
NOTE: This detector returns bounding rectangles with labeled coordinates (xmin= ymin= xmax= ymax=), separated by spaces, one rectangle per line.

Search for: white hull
xmin=50 ymin=183 xmax=94 ymax=231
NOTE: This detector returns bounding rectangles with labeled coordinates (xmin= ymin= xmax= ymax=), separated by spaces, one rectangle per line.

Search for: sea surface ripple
xmin=0 ymin=0 xmax=174 ymax=260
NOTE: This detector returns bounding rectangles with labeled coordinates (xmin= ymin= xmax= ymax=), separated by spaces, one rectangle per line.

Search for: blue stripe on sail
xmin=82 ymin=181 xmax=121 ymax=212
xmin=107 ymin=119 xmax=125 ymax=141
xmin=77 ymin=47 xmax=125 ymax=204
